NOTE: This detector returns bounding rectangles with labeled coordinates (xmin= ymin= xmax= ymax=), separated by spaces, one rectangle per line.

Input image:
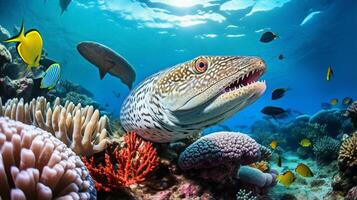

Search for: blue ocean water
xmin=0 ymin=0 xmax=356 ymax=129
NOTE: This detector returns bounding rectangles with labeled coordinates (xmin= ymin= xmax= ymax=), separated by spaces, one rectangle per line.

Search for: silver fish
xmin=120 ymin=56 xmax=266 ymax=143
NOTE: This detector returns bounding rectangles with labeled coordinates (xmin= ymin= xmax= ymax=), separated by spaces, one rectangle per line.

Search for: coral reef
xmin=0 ymin=117 xmax=96 ymax=199
xmin=338 ymin=132 xmax=357 ymax=171
xmin=236 ymin=166 xmax=277 ymax=188
xmin=236 ymin=189 xmax=257 ymax=200
xmin=178 ymin=132 xmax=261 ymax=182
xmin=0 ymin=43 xmax=12 ymax=68
xmin=0 ymin=77 xmax=34 ymax=102
xmin=63 ymin=91 xmax=101 ymax=110
xmin=0 ymin=96 xmax=109 ymax=156
xmin=345 ymin=101 xmax=357 ymax=129
xmin=249 ymin=161 xmax=269 ymax=172
xmin=312 ymin=136 xmax=340 ymax=163
xmin=309 ymin=109 xmax=349 ymax=137
xmin=82 ymin=131 xmax=159 ymax=192
xmin=259 ymin=145 xmax=272 ymax=161
xmin=56 ymin=80 xmax=94 ymax=98
xmin=0 ymin=25 xmax=10 ymax=47
xmin=48 ymin=80 xmax=106 ymax=114
xmin=346 ymin=186 xmax=357 ymax=200
xmin=251 ymin=120 xmax=279 ymax=135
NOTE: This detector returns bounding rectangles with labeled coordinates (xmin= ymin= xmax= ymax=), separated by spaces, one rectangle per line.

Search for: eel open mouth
xmin=222 ymin=66 xmax=265 ymax=94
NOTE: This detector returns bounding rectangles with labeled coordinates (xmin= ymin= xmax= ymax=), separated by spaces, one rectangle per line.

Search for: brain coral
xmin=338 ymin=132 xmax=357 ymax=171
xmin=0 ymin=117 xmax=96 ymax=199
xmin=178 ymin=132 xmax=261 ymax=170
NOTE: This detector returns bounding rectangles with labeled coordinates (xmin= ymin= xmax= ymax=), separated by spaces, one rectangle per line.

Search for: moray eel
xmin=120 ymin=56 xmax=266 ymax=143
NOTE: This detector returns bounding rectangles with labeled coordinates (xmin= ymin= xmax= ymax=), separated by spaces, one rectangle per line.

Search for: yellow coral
xmin=0 ymin=96 xmax=109 ymax=156
xmin=338 ymin=132 xmax=357 ymax=170
xmin=249 ymin=161 xmax=269 ymax=172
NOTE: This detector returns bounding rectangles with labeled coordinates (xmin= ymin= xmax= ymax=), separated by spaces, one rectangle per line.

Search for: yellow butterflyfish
xmin=277 ymin=170 xmax=295 ymax=187
xmin=299 ymin=138 xmax=312 ymax=147
xmin=330 ymin=98 xmax=338 ymax=106
xmin=295 ymin=163 xmax=314 ymax=177
xmin=270 ymin=140 xmax=278 ymax=150
xmin=4 ymin=21 xmax=43 ymax=71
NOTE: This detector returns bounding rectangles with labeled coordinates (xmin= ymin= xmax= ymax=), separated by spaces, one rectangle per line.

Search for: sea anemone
xmin=0 ymin=117 xmax=96 ymax=199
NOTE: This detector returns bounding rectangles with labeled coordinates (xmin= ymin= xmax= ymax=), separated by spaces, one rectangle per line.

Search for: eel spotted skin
xmin=120 ymin=56 xmax=267 ymax=143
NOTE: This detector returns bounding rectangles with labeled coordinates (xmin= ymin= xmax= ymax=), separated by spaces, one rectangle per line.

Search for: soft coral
xmin=82 ymin=131 xmax=160 ymax=192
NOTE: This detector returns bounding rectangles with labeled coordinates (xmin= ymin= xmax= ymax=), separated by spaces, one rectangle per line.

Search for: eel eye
xmin=194 ymin=58 xmax=208 ymax=74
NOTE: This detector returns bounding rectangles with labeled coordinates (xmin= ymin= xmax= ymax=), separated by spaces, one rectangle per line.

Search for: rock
xmin=1 ymin=63 xmax=24 ymax=79
xmin=295 ymin=114 xmax=311 ymax=122
xmin=0 ymin=43 xmax=12 ymax=69
xmin=7 ymin=45 xmax=21 ymax=62
xmin=0 ymin=76 xmax=33 ymax=102
xmin=0 ymin=25 xmax=11 ymax=47
xmin=332 ymin=173 xmax=354 ymax=193
xmin=280 ymin=194 xmax=297 ymax=200
xmin=310 ymin=179 xmax=325 ymax=187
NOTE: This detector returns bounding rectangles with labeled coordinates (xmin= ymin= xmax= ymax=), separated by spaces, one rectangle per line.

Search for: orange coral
xmin=249 ymin=161 xmax=269 ymax=172
xmin=82 ymin=131 xmax=160 ymax=192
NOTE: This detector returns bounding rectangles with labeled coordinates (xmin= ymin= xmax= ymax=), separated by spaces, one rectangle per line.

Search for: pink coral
xmin=178 ymin=181 xmax=201 ymax=198
xmin=0 ymin=117 xmax=95 ymax=199
xmin=82 ymin=131 xmax=160 ymax=192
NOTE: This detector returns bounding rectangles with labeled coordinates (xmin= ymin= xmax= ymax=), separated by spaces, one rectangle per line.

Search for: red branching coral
xmin=82 ymin=131 xmax=160 ymax=192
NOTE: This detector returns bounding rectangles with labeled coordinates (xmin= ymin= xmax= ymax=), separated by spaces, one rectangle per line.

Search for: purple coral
xmin=0 ymin=117 xmax=96 ymax=199
xmin=178 ymin=132 xmax=261 ymax=170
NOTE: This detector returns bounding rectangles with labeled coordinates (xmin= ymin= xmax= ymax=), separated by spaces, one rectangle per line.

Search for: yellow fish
xmin=270 ymin=140 xmax=278 ymax=150
xmin=330 ymin=98 xmax=338 ymax=106
xmin=277 ymin=170 xmax=295 ymax=187
xmin=299 ymin=138 xmax=312 ymax=147
xmin=326 ymin=66 xmax=333 ymax=81
xmin=4 ymin=21 xmax=43 ymax=71
xmin=295 ymin=163 xmax=313 ymax=177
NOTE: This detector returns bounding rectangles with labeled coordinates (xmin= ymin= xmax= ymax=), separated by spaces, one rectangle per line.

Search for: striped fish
xmin=40 ymin=63 xmax=61 ymax=90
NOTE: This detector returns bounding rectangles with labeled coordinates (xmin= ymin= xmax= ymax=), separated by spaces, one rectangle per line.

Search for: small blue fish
xmin=40 ymin=63 xmax=61 ymax=90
